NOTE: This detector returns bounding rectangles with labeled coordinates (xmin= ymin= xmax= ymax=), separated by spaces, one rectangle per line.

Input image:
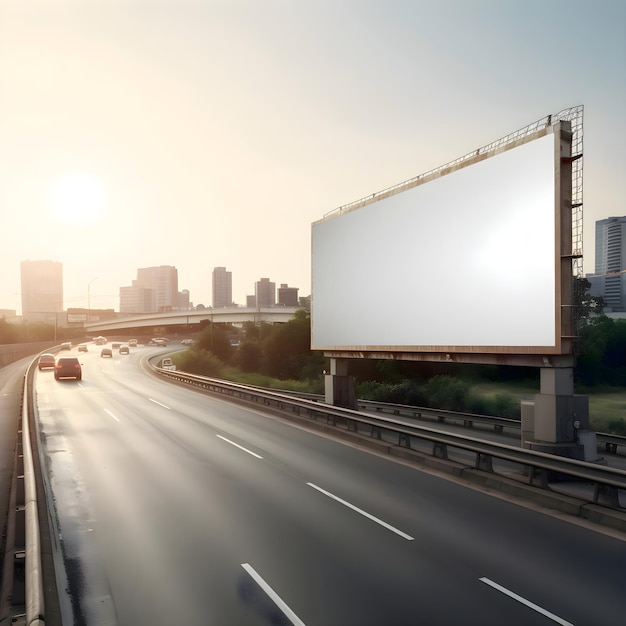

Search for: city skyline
xmin=6 ymin=259 xmax=300 ymax=316
xmin=1 ymin=2 xmax=624 ymax=312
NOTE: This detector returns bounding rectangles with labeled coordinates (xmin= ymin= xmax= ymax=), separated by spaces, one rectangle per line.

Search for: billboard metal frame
xmin=314 ymin=107 xmax=584 ymax=368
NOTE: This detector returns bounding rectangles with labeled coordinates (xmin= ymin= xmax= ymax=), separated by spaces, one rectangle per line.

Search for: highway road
xmin=34 ymin=345 xmax=626 ymax=626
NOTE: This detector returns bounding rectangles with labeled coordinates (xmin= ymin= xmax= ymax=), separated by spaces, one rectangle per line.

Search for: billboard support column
xmin=324 ymin=358 xmax=356 ymax=410
xmin=528 ymin=367 xmax=594 ymax=460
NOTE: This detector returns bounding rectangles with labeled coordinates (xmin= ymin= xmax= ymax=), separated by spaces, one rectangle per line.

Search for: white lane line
xmin=479 ymin=577 xmax=575 ymax=626
xmin=149 ymin=398 xmax=171 ymax=409
xmin=216 ymin=435 xmax=263 ymax=459
xmin=306 ymin=482 xmax=414 ymax=541
xmin=104 ymin=409 xmax=120 ymax=422
xmin=241 ymin=563 xmax=306 ymax=626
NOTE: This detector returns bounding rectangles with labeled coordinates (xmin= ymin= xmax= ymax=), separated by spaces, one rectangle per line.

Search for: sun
xmin=48 ymin=172 xmax=106 ymax=227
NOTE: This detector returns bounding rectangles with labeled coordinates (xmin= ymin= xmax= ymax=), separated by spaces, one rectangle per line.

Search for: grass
xmin=470 ymin=380 xmax=625 ymax=433
xmin=173 ymin=352 xmax=625 ymax=435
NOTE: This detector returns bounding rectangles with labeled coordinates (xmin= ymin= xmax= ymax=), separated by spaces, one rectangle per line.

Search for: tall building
xmin=21 ymin=260 xmax=63 ymax=316
xmin=255 ymin=278 xmax=275 ymax=307
xmin=135 ymin=265 xmax=179 ymax=312
xmin=177 ymin=289 xmax=191 ymax=309
xmin=212 ymin=267 xmax=232 ymax=308
xmin=277 ymin=283 xmax=299 ymax=306
xmin=589 ymin=216 xmax=626 ymax=311
xmin=120 ymin=285 xmax=156 ymax=314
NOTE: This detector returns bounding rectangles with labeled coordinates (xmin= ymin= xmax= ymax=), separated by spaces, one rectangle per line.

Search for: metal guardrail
xmin=357 ymin=399 xmax=626 ymax=455
xmin=155 ymin=368 xmax=626 ymax=511
xmin=12 ymin=360 xmax=46 ymax=625
xmin=249 ymin=390 xmax=626 ymax=455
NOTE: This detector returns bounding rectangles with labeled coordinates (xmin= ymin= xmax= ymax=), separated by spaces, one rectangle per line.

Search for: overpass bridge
xmin=83 ymin=306 xmax=302 ymax=333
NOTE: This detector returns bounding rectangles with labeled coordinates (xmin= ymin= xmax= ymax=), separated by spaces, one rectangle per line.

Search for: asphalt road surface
xmin=34 ymin=346 xmax=626 ymax=626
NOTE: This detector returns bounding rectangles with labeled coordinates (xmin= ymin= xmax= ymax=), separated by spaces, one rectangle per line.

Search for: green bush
xmin=174 ymin=349 xmax=224 ymax=377
xmin=607 ymin=418 xmax=626 ymax=436
xmin=425 ymin=376 xmax=469 ymax=412
xmin=493 ymin=393 xmax=520 ymax=419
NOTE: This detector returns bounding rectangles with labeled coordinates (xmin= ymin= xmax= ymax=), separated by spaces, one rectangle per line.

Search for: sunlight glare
xmin=49 ymin=172 xmax=106 ymax=226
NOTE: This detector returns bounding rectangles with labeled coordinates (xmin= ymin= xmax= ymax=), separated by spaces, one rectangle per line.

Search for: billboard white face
xmin=311 ymin=132 xmax=559 ymax=353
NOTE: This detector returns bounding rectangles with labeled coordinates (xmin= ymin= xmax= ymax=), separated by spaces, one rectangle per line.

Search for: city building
xmin=20 ymin=260 xmax=63 ymax=319
xmin=120 ymin=285 xmax=156 ymax=314
xmin=255 ymin=277 xmax=275 ymax=308
xmin=587 ymin=216 xmax=626 ymax=312
xmin=277 ymin=283 xmax=299 ymax=306
xmin=134 ymin=265 xmax=179 ymax=312
xmin=177 ymin=289 xmax=191 ymax=309
xmin=212 ymin=267 xmax=233 ymax=308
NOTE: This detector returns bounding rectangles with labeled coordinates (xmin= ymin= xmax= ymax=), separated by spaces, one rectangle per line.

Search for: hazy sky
xmin=1 ymin=0 xmax=624 ymax=312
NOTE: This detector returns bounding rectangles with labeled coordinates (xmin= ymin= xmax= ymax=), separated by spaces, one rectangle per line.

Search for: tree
xmin=575 ymin=276 xmax=606 ymax=327
xmin=576 ymin=316 xmax=626 ymax=386
xmin=237 ymin=342 xmax=263 ymax=373
xmin=263 ymin=309 xmax=315 ymax=379
xmin=196 ymin=322 xmax=233 ymax=363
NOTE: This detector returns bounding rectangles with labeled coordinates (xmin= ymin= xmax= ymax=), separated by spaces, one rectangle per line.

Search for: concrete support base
xmin=521 ymin=367 xmax=596 ymax=462
xmin=324 ymin=358 xmax=356 ymax=410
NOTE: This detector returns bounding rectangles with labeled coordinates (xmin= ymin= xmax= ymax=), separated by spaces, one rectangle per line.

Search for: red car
xmin=38 ymin=353 xmax=56 ymax=370
xmin=54 ymin=356 xmax=82 ymax=381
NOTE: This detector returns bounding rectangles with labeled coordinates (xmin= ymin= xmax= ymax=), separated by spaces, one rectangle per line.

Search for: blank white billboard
xmin=311 ymin=131 xmax=560 ymax=354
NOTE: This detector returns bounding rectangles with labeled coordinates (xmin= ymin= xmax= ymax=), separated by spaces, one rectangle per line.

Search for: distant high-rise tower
xmin=255 ymin=278 xmax=275 ymax=307
xmin=590 ymin=216 xmax=626 ymax=311
xmin=277 ymin=283 xmax=299 ymax=306
xmin=212 ymin=267 xmax=232 ymax=308
xmin=120 ymin=285 xmax=156 ymax=314
xmin=134 ymin=265 xmax=179 ymax=311
xmin=21 ymin=260 xmax=63 ymax=316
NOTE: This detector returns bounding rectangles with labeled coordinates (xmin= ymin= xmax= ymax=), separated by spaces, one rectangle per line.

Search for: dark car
xmin=101 ymin=348 xmax=113 ymax=358
xmin=77 ymin=344 xmax=88 ymax=352
xmin=119 ymin=345 xmax=129 ymax=354
xmin=54 ymin=356 xmax=82 ymax=381
xmin=38 ymin=353 xmax=56 ymax=370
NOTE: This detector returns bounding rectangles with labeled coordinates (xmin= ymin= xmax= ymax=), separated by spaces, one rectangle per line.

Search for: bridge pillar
xmin=324 ymin=358 xmax=356 ymax=410
xmin=524 ymin=367 xmax=596 ymax=461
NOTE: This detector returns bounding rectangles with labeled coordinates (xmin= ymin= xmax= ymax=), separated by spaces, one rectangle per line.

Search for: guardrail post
xmin=433 ymin=442 xmax=448 ymax=459
xmin=593 ymin=483 xmax=620 ymax=507
xmin=398 ymin=433 xmax=411 ymax=449
xmin=15 ymin=475 xmax=24 ymax=508
xmin=12 ymin=551 xmax=25 ymax=605
xmin=370 ymin=425 xmax=382 ymax=440
xmin=475 ymin=453 xmax=493 ymax=472
xmin=14 ymin=505 xmax=25 ymax=549
xmin=527 ymin=465 xmax=548 ymax=489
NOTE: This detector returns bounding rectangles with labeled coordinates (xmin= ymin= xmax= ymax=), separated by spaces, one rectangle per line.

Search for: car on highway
xmin=159 ymin=357 xmax=176 ymax=371
xmin=77 ymin=344 xmax=88 ymax=352
xmin=54 ymin=356 xmax=82 ymax=381
xmin=128 ymin=339 xmax=138 ymax=347
xmin=38 ymin=353 xmax=56 ymax=370
xmin=60 ymin=342 xmax=72 ymax=350
xmin=101 ymin=348 xmax=113 ymax=358
xmin=149 ymin=337 xmax=168 ymax=346
xmin=181 ymin=338 xmax=193 ymax=346
xmin=111 ymin=342 xmax=121 ymax=349
xmin=119 ymin=345 xmax=129 ymax=354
